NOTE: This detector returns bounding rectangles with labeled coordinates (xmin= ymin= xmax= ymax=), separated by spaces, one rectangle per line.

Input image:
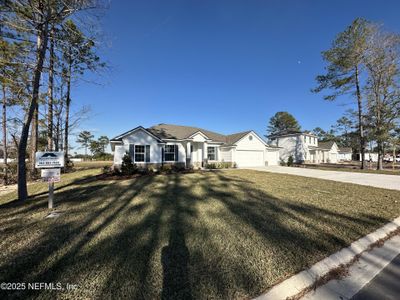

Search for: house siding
xmin=122 ymin=129 xmax=163 ymax=164
xmin=275 ymin=135 xmax=307 ymax=163
xmin=220 ymin=148 xmax=233 ymax=162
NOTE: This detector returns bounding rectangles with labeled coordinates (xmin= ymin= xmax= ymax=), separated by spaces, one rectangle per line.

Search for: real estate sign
xmin=41 ymin=168 xmax=61 ymax=183
xmin=35 ymin=151 xmax=65 ymax=168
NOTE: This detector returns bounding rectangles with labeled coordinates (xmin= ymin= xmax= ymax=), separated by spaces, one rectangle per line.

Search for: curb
xmin=254 ymin=216 xmax=400 ymax=300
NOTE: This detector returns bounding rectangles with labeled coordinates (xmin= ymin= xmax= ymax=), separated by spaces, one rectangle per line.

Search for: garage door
xmin=236 ymin=150 xmax=264 ymax=167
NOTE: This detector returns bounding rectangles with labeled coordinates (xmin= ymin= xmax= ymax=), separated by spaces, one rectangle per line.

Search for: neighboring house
xmin=110 ymin=124 xmax=281 ymax=168
xmin=268 ymin=130 xmax=339 ymax=163
xmin=360 ymin=152 xmax=379 ymax=162
xmin=338 ymin=147 xmax=353 ymax=161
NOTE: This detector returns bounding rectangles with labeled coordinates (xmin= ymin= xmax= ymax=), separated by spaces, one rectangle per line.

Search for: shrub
xmin=0 ymin=163 xmax=18 ymax=184
xmin=120 ymin=153 xmax=137 ymax=175
xmin=102 ymin=165 xmax=113 ymax=174
xmin=160 ymin=164 xmax=172 ymax=174
xmin=221 ymin=162 xmax=232 ymax=168
xmin=287 ymin=155 xmax=294 ymax=167
xmin=279 ymin=159 xmax=286 ymax=166
xmin=205 ymin=163 xmax=217 ymax=169
xmin=172 ymin=164 xmax=185 ymax=172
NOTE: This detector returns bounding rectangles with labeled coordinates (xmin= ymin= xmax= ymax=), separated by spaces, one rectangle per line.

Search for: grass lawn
xmin=300 ymin=163 xmax=400 ymax=175
xmin=72 ymin=160 xmax=113 ymax=169
xmin=0 ymin=169 xmax=400 ymax=299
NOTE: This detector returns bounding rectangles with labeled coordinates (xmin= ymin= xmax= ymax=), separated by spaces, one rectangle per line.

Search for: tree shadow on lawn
xmin=0 ymin=173 xmax=100 ymax=219
xmin=0 ymin=171 xmax=391 ymax=300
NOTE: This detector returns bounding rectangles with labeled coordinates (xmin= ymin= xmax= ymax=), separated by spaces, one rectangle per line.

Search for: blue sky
xmin=72 ymin=0 xmax=400 ymax=151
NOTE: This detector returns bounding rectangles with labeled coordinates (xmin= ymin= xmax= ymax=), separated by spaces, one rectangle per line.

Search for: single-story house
xmin=110 ymin=124 xmax=281 ymax=168
xmin=338 ymin=147 xmax=353 ymax=161
xmin=268 ymin=130 xmax=339 ymax=163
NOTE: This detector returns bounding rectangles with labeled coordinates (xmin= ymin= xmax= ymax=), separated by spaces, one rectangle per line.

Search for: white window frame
xmin=207 ymin=146 xmax=217 ymax=161
xmin=134 ymin=145 xmax=145 ymax=162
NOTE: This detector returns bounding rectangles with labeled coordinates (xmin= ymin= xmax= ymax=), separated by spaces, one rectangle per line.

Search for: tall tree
xmin=311 ymin=127 xmax=326 ymax=140
xmin=89 ymin=140 xmax=102 ymax=156
xmin=47 ymin=25 xmax=56 ymax=151
xmin=98 ymin=135 xmax=109 ymax=153
xmin=313 ymin=18 xmax=375 ymax=169
xmin=364 ymin=29 xmax=400 ymax=170
xmin=334 ymin=116 xmax=354 ymax=146
xmin=267 ymin=111 xmax=301 ymax=135
xmin=1 ymin=0 xmax=100 ymax=200
xmin=76 ymin=130 xmax=93 ymax=157
xmin=60 ymin=19 xmax=103 ymax=163
xmin=0 ymin=38 xmax=29 ymax=184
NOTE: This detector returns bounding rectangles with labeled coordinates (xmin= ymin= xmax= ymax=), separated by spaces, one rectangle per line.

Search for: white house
xmin=338 ymin=147 xmax=353 ymax=161
xmin=268 ymin=130 xmax=340 ymax=163
xmin=110 ymin=124 xmax=281 ymax=168
xmin=360 ymin=152 xmax=379 ymax=162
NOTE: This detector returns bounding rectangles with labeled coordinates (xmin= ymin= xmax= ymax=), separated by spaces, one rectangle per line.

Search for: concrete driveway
xmin=247 ymin=166 xmax=400 ymax=191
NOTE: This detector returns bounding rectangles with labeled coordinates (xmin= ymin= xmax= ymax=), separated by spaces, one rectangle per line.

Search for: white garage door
xmin=236 ymin=150 xmax=264 ymax=167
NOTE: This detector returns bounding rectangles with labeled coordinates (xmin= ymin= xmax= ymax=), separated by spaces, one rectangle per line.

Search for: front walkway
xmin=247 ymin=166 xmax=400 ymax=191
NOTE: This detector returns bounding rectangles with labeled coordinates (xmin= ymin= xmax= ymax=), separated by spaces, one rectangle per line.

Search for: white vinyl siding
xmin=220 ymin=148 xmax=233 ymax=162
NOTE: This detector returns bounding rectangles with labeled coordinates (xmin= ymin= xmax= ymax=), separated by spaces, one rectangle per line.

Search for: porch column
xmin=203 ymin=142 xmax=208 ymax=166
xmin=186 ymin=142 xmax=191 ymax=167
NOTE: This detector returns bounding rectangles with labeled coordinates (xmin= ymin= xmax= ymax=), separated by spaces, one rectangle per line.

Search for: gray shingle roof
xmin=111 ymin=123 xmax=255 ymax=146
xmin=268 ymin=130 xmax=317 ymax=139
xmin=318 ymin=141 xmax=336 ymax=150
xmin=339 ymin=147 xmax=352 ymax=153
xmin=147 ymin=124 xmax=227 ymax=142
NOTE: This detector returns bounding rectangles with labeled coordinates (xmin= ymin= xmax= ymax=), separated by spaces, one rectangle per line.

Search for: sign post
xmin=35 ymin=152 xmax=64 ymax=209
xmin=49 ymin=182 xmax=54 ymax=209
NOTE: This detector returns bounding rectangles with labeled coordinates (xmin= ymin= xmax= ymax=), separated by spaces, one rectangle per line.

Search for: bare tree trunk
xmin=355 ymin=66 xmax=366 ymax=169
xmin=393 ymin=146 xmax=396 ymax=170
xmin=55 ymin=115 xmax=60 ymax=151
xmin=64 ymin=57 xmax=71 ymax=164
xmin=18 ymin=24 xmax=49 ymax=201
xmin=30 ymin=101 xmax=38 ymax=175
xmin=2 ymin=85 xmax=8 ymax=185
xmin=377 ymin=143 xmax=383 ymax=170
xmin=47 ymin=26 xmax=55 ymax=151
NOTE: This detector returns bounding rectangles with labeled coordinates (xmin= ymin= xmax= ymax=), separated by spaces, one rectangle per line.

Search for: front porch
xmin=184 ymin=141 xmax=219 ymax=168
xmin=309 ymin=149 xmax=329 ymax=164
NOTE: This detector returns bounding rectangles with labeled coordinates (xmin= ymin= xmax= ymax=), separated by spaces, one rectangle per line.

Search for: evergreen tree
xmin=313 ymin=18 xmax=375 ymax=169
xmin=76 ymin=131 xmax=94 ymax=157
xmin=267 ymin=111 xmax=301 ymax=135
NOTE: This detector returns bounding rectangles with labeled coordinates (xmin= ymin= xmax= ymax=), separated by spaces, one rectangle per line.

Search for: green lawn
xmin=0 ymin=169 xmax=399 ymax=299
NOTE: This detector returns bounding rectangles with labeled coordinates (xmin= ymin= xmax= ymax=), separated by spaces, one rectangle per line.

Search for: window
xmin=135 ymin=145 xmax=145 ymax=162
xmin=249 ymin=135 xmax=253 ymax=141
xmin=207 ymin=146 xmax=216 ymax=160
xmin=134 ymin=145 xmax=150 ymax=162
xmin=165 ymin=145 xmax=176 ymax=161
